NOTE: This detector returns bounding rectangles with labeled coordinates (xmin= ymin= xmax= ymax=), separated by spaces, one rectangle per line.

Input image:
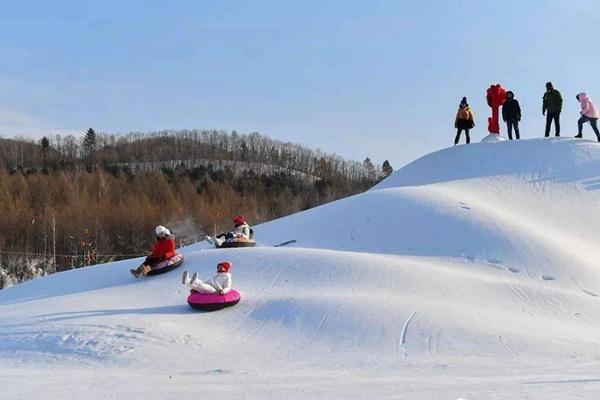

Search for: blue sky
xmin=0 ymin=0 xmax=599 ymax=168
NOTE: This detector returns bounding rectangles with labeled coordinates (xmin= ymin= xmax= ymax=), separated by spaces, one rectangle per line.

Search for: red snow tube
xmin=216 ymin=241 xmax=256 ymax=249
xmin=146 ymin=254 xmax=184 ymax=276
xmin=187 ymin=289 xmax=241 ymax=311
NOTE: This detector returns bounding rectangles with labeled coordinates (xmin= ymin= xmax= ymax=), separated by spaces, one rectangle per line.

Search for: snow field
xmin=3 ymin=137 xmax=600 ymax=399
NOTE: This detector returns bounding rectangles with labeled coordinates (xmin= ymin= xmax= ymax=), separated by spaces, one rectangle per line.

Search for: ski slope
xmin=3 ymin=138 xmax=600 ymax=399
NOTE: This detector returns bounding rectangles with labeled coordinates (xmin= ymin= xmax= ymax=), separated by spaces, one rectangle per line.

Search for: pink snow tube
xmin=187 ymin=289 xmax=241 ymax=311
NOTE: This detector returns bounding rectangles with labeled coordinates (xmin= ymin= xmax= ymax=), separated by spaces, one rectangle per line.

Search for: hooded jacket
xmin=502 ymin=97 xmax=521 ymax=122
xmin=233 ymin=222 xmax=251 ymax=239
xmin=204 ymin=272 xmax=233 ymax=294
xmin=150 ymin=235 xmax=176 ymax=260
xmin=455 ymin=105 xmax=475 ymax=129
xmin=577 ymin=92 xmax=600 ymax=118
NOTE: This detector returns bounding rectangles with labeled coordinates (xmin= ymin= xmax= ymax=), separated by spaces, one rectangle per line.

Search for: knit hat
xmin=233 ymin=215 xmax=245 ymax=225
xmin=155 ymin=225 xmax=170 ymax=237
xmin=546 ymin=82 xmax=553 ymax=90
xmin=459 ymin=97 xmax=468 ymax=107
xmin=217 ymin=261 xmax=232 ymax=273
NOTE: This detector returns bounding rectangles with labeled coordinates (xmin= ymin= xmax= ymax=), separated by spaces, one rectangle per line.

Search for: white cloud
xmin=0 ymin=108 xmax=81 ymax=138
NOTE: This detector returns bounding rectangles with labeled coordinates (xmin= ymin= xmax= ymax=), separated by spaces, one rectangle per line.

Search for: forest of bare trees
xmin=0 ymin=129 xmax=393 ymax=289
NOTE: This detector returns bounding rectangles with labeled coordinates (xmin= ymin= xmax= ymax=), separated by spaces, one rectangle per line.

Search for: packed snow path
xmin=3 ymin=138 xmax=600 ymax=399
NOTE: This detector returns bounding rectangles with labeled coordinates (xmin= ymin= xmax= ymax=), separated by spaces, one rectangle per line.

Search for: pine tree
xmin=382 ymin=160 xmax=393 ymax=177
xmin=83 ymin=128 xmax=97 ymax=167
xmin=240 ymin=141 xmax=249 ymax=162
xmin=40 ymin=136 xmax=50 ymax=168
xmin=41 ymin=136 xmax=49 ymax=150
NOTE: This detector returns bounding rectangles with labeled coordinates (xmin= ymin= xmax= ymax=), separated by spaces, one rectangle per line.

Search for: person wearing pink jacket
xmin=576 ymin=92 xmax=600 ymax=141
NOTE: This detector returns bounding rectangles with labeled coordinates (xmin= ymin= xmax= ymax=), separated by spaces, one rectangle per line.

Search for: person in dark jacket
xmin=454 ymin=97 xmax=475 ymax=145
xmin=502 ymin=91 xmax=521 ymax=140
xmin=543 ymin=81 xmax=563 ymax=137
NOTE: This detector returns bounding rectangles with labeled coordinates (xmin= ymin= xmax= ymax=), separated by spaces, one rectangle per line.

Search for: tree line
xmin=2 ymin=129 xmax=393 ymax=182
xmin=0 ymin=129 xmax=394 ymax=289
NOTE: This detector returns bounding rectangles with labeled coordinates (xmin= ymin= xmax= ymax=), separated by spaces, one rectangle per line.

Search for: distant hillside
xmin=0 ymin=129 xmax=392 ymax=288
xmin=1 ymin=129 xmax=387 ymax=183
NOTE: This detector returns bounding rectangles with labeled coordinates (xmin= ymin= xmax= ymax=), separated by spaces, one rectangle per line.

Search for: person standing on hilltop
xmin=454 ymin=97 xmax=475 ymax=145
xmin=502 ymin=91 xmax=522 ymax=140
xmin=575 ymin=92 xmax=600 ymax=141
xmin=543 ymin=82 xmax=563 ymax=137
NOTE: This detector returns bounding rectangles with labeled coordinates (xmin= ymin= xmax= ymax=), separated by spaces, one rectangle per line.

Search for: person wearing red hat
xmin=181 ymin=261 xmax=233 ymax=295
xmin=206 ymin=215 xmax=252 ymax=246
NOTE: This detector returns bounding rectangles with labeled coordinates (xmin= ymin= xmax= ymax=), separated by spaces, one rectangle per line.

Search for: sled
xmin=145 ymin=253 xmax=185 ymax=276
xmin=187 ymin=289 xmax=241 ymax=311
xmin=216 ymin=241 xmax=256 ymax=249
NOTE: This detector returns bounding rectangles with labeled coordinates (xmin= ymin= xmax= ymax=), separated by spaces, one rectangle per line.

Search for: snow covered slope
xmin=3 ymin=138 xmax=600 ymax=399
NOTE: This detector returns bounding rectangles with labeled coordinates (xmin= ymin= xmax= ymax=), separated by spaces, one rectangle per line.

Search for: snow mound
xmin=481 ymin=133 xmax=507 ymax=143
xmin=3 ymin=138 xmax=600 ymax=399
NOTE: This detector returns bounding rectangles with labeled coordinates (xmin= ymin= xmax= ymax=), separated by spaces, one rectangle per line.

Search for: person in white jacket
xmin=181 ymin=261 xmax=233 ymax=294
xmin=206 ymin=215 xmax=252 ymax=246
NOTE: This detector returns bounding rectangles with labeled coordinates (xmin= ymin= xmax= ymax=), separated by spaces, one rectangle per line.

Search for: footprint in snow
xmin=507 ymin=267 xmax=520 ymax=273
xmin=485 ymin=258 xmax=502 ymax=265
xmin=540 ymin=274 xmax=556 ymax=281
xmin=581 ymin=289 xmax=598 ymax=297
xmin=459 ymin=202 xmax=471 ymax=210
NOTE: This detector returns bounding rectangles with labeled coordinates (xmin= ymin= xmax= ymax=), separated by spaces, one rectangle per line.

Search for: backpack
xmin=458 ymin=107 xmax=470 ymax=120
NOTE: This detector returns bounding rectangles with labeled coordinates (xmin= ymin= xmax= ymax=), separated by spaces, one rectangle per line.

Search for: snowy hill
xmin=3 ymin=138 xmax=600 ymax=399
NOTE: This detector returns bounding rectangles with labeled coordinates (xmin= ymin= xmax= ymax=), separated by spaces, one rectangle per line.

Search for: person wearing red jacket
xmin=130 ymin=225 xmax=177 ymax=278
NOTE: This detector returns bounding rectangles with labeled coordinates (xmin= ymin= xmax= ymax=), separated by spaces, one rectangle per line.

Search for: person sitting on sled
xmin=206 ymin=215 xmax=252 ymax=246
xmin=181 ymin=261 xmax=233 ymax=294
xmin=130 ymin=225 xmax=176 ymax=278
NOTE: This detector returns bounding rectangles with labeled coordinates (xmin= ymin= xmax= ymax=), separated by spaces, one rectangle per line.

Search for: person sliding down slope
xmin=575 ymin=92 xmax=600 ymax=141
xmin=206 ymin=215 xmax=252 ymax=246
xmin=130 ymin=225 xmax=176 ymax=278
xmin=182 ymin=261 xmax=233 ymax=294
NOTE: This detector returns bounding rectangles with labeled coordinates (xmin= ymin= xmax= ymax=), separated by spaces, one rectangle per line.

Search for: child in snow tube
xmin=206 ymin=215 xmax=254 ymax=247
xmin=183 ymin=262 xmax=240 ymax=311
xmin=130 ymin=225 xmax=178 ymax=278
xmin=182 ymin=261 xmax=233 ymax=294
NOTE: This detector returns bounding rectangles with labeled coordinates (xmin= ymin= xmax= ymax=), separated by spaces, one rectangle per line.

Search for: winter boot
xmin=140 ymin=264 xmax=152 ymax=276
xmin=205 ymin=236 xmax=215 ymax=245
xmin=190 ymin=272 xmax=198 ymax=284
xmin=130 ymin=268 xmax=141 ymax=278
xmin=575 ymin=134 xmax=583 ymax=138
xmin=182 ymin=271 xmax=190 ymax=285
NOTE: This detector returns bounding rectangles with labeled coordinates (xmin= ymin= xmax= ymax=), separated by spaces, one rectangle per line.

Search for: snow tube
xmin=146 ymin=254 xmax=184 ymax=276
xmin=187 ymin=289 xmax=241 ymax=311
xmin=216 ymin=241 xmax=256 ymax=249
